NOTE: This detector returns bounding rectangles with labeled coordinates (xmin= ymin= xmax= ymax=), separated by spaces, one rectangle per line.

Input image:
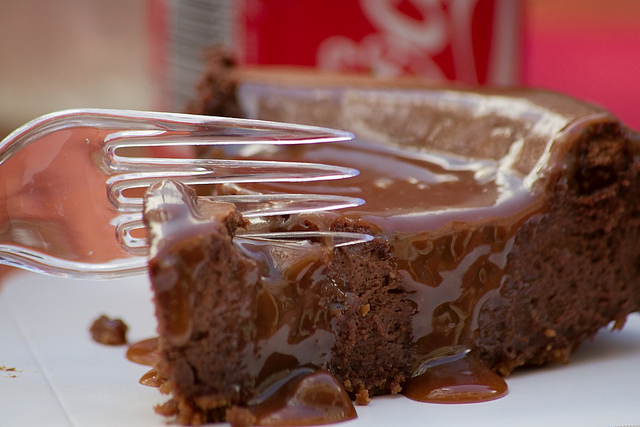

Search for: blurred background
xmin=0 ymin=1 xmax=152 ymax=136
xmin=1 ymin=0 xmax=639 ymax=138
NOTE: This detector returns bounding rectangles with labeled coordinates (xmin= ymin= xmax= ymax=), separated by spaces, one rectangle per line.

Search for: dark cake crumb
xmin=89 ymin=315 xmax=129 ymax=346
xmin=154 ymin=400 xmax=179 ymax=419
xmin=355 ymin=389 xmax=371 ymax=405
xmin=360 ymin=303 xmax=370 ymax=317
xmin=389 ymin=375 xmax=403 ymax=394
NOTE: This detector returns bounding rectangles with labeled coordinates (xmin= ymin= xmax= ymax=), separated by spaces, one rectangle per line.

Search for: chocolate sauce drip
xmin=126 ymin=337 xmax=159 ymax=367
xmin=248 ymin=368 xmax=357 ymax=426
xmin=403 ymin=348 xmax=507 ymax=403
xmin=145 ymin=180 xmax=242 ymax=348
xmin=126 ymin=338 xmax=166 ymax=387
xmin=139 ymin=368 xmax=166 ymax=388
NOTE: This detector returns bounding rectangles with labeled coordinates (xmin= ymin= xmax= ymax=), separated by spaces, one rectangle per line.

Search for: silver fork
xmin=0 ymin=109 xmax=371 ymax=279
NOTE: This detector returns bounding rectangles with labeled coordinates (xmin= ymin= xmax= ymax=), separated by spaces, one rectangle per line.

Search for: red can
xmin=235 ymin=0 xmax=522 ymax=85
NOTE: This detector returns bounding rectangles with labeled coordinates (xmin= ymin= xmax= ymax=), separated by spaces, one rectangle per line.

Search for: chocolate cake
xmin=143 ymin=63 xmax=640 ymax=425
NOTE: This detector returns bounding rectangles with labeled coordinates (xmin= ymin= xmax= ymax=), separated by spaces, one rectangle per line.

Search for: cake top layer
xmin=227 ymin=137 xmax=541 ymax=233
xmin=196 ymin=64 xmax=627 ymax=193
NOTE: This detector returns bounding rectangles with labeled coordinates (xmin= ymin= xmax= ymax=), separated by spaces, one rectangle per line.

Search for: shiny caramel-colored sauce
xmin=248 ymin=368 xmax=357 ymax=426
xmin=145 ymin=136 xmax=548 ymax=419
xmin=402 ymin=348 xmax=507 ymax=403
xmin=139 ymin=368 xmax=166 ymax=388
xmin=228 ymin=138 xmax=539 ymax=231
xmin=126 ymin=337 xmax=160 ymax=367
xmin=229 ymin=137 xmax=544 ymax=368
xmin=126 ymin=337 xmax=165 ymax=387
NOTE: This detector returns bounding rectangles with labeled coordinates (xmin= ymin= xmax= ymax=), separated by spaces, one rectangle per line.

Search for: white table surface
xmin=2 ymin=270 xmax=640 ymax=427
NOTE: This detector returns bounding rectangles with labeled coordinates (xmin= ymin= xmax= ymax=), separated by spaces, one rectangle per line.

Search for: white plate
xmin=2 ymin=270 xmax=640 ymax=426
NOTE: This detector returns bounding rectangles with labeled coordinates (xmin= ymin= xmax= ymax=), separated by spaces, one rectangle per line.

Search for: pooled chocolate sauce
xmin=139 ymin=368 xmax=166 ymax=388
xmin=403 ymin=348 xmax=507 ymax=403
xmin=248 ymin=368 xmax=357 ymax=425
xmin=126 ymin=337 xmax=159 ymax=367
xmin=126 ymin=337 xmax=165 ymax=387
xmin=234 ymin=138 xmax=540 ymax=231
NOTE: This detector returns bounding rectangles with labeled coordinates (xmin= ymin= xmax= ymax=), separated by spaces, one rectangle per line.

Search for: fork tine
xmin=105 ymin=124 xmax=352 ymax=148
xmin=100 ymin=111 xmax=360 ymax=213
xmin=102 ymin=114 xmax=354 ymax=172
xmin=212 ymin=193 xmax=365 ymax=217
xmin=106 ymin=160 xmax=360 ymax=212
xmin=234 ymin=232 xmax=375 ymax=249
xmin=114 ymin=214 xmax=147 ymax=256
xmin=116 ymin=193 xmax=367 ymax=255
xmin=0 ymin=109 xmax=371 ymax=277
xmin=116 ymin=223 xmax=374 ymax=257
xmin=96 ymin=109 xmax=353 ymax=145
xmin=3 ymin=108 xmax=354 ymax=166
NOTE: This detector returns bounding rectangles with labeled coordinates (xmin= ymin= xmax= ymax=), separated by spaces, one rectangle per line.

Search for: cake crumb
xmin=612 ymin=315 xmax=627 ymax=330
xmin=89 ymin=315 xmax=129 ymax=345
xmin=154 ymin=399 xmax=178 ymax=417
xmin=360 ymin=303 xmax=370 ymax=317
xmin=389 ymin=375 xmax=403 ymax=394
xmin=1 ymin=366 xmax=18 ymax=378
xmin=355 ymin=389 xmax=371 ymax=405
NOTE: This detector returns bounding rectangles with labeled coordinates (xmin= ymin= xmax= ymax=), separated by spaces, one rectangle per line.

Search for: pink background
xmin=523 ymin=0 xmax=640 ymax=130
xmin=0 ymin=1 xmax=637 ymax=132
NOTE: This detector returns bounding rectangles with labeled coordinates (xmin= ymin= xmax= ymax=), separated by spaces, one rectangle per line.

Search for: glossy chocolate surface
xmin=248 ymin=368 xmax=357 ymax=425
xmin=146 ymin=134 xmax=542 ymax=408
xmin=221 ymin=135 xmax=545 ymax=371
xmin=402 ymin=348 xmax=507 ymax=403
xmin=148 ymin=76 xmax=636 ymax=422
xmin=221 ymin=76 xmax=627 ymax=378
xmin=126 ymin=337 xmax=159 ymax=367
xmin=237 ymin=138 xmax=540 ymax=231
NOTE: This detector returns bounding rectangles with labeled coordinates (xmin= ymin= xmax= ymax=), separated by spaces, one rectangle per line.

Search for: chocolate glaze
xmin=403 ymin=348 xmax=507 ymax=403
xmin=248 ymin=368 xmax=357 ymax=425
xmin=146 ymin=131 xmax=533 ymax=408
xmin=126 ymin=337 xmax=167 ymax=387
xmin=149 ymin=66 xmax=640 ymax=425
xmin=139 ymin=368 xmax=166 ymax=388
xmin=126 ymin=337 xmax=159 ymax=367
xmin=145 ymin=181 xmax=244 ymax=348
xmin=215 ymin=135 xmax=545 ymax=376
xmin=213 ymin=72 xmax=640 ymax=377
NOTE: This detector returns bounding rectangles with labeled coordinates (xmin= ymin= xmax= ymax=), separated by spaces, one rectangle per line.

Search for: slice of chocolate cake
xmin=144 ymin=64 xmax=640 ymax=425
